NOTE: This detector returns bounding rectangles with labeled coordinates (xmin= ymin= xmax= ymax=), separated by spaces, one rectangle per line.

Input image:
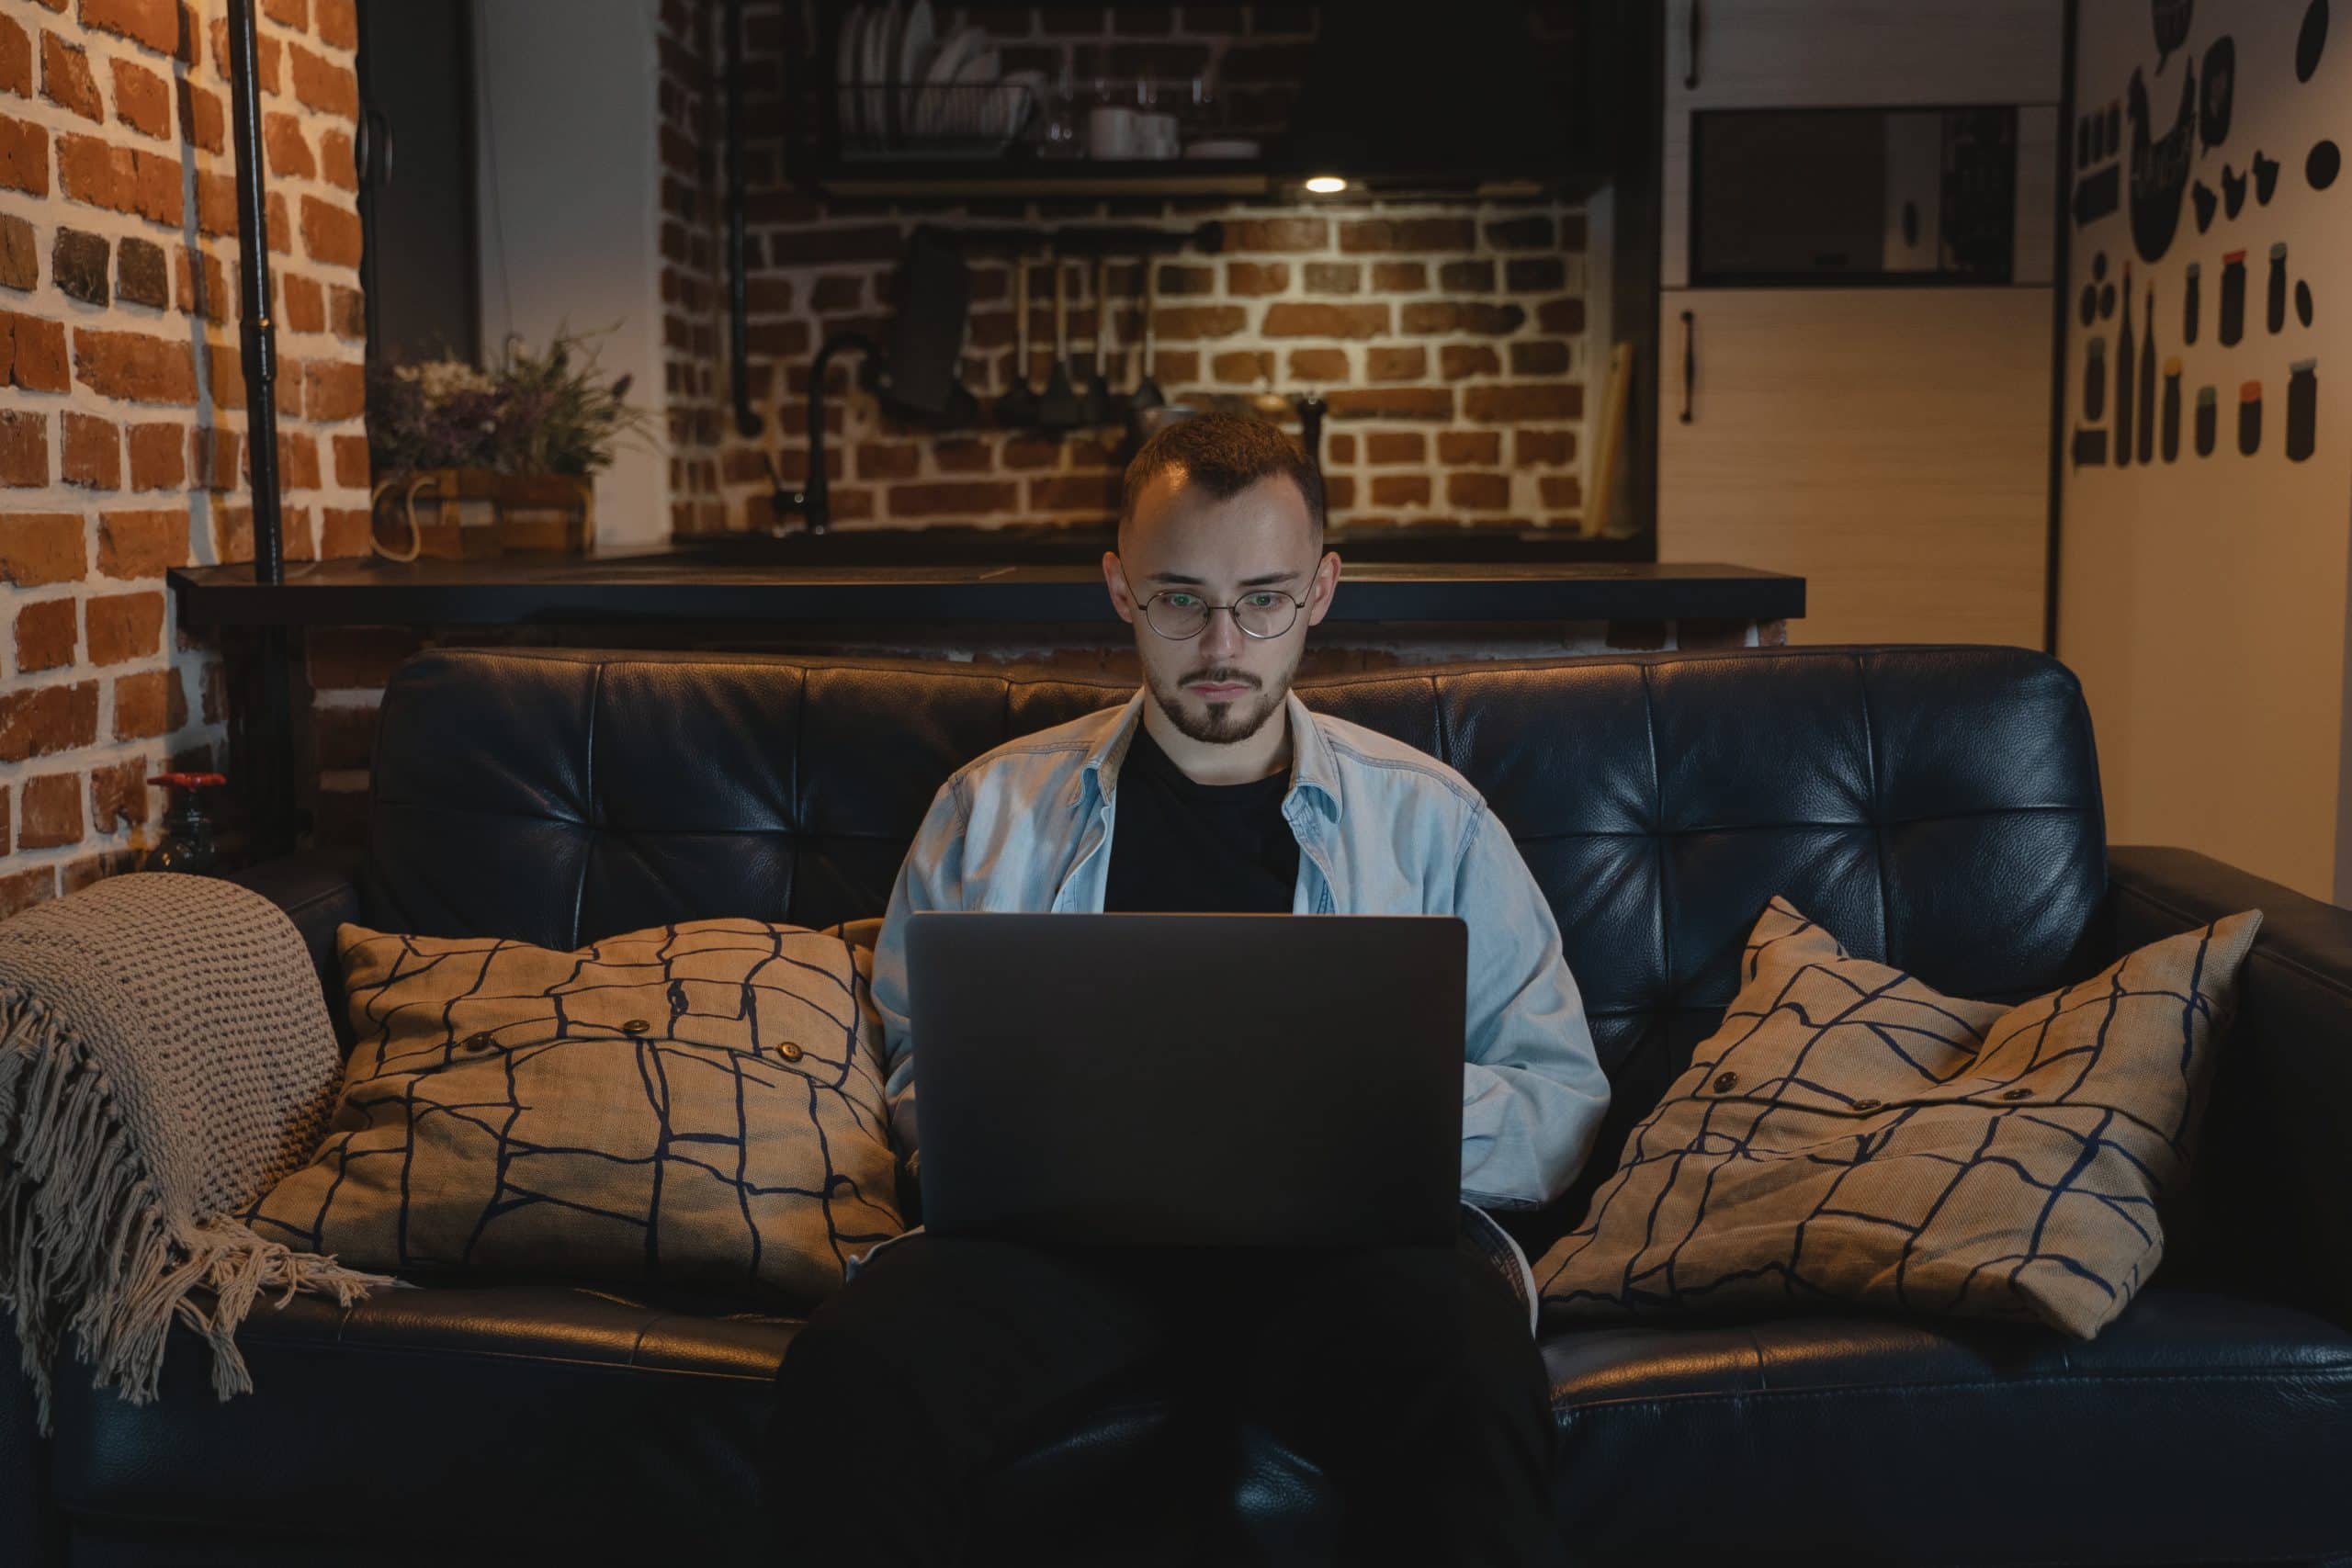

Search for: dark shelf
xmin=169 ymin=550 xmax=1803 ymax=629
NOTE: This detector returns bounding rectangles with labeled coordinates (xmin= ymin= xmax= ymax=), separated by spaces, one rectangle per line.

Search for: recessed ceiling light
xmin=1304 ymin=175 xmax=1349 ymax=195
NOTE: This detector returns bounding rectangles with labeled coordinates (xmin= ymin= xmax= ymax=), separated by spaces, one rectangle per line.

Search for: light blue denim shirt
xmin=858 ymin=688 xmax=1612 ymax=1325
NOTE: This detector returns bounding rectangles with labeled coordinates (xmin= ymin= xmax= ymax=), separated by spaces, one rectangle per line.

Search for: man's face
xmin=1102 ymin=468 xmax=1340 ymax=747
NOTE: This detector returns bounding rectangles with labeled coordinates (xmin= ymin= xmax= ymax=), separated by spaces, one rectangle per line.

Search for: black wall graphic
xmin=2201 ymin=36 xmax=2235 ymax=146
xmin=2130 ymin=66 xmax=2199 ymax=260
xmin=2075 ymin=0 xmax=2338 ymax=471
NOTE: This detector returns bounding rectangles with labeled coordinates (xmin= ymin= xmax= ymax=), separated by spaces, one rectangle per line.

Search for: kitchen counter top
xmin=168 ymin=548 xmax=1804 ymax=628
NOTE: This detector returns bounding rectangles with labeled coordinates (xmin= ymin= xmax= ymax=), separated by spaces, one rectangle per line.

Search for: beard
xmin=1145 ymin=651 xmax=1297 ymax=745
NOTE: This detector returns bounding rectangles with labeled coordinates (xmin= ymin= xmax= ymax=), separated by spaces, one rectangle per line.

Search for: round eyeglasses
xmin=1136 ymin=585 xmax=1310 ymax=640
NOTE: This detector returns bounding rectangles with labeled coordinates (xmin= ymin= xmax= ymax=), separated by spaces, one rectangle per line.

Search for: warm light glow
xmin=1304 ymin=175 xmax=1349 ymax=194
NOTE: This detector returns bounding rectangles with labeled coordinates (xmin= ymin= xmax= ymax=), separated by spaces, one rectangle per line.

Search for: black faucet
xmin=772 ymin=331 xmax=884 ymax=535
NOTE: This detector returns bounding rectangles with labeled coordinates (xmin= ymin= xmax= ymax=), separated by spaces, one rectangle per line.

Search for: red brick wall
xmin=0 ymin=0 xmax=370 ymax=914
xmin=670 ymin=2 xmax=1592 ymax=536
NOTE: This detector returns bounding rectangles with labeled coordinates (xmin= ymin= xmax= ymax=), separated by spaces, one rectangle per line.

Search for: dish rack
xmin=835 ymin=79 xmax=1038 ymax=158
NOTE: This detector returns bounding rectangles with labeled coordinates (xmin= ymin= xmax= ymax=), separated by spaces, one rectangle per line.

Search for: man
xmin=766 ymin=413 xmax=1610 ymax=1565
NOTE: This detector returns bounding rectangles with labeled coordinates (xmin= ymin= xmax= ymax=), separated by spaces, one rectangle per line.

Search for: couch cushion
xmin=48 ymin=1281 xmax=1179 ymax=1561
xmin=247 ymin=919 xmax=902 ymax=1306
xmin=1544 ymin=1288 xmax=2352 ymax=1566
xmin=1538 ymin=896 xmax=2264 ymax=1339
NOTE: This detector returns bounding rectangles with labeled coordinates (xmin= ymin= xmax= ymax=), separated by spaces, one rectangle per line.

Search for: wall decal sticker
xmin=2139 ymin=285 xmax=2159 ymax=462
xmin=2255 ymin=149 xmax=2282 ymax=203
xmin=2184 ymin=259 xmax=2201 ymax=342
xmin=2239 ymin=378 xmax=2263 ymax=455
xmin=2162 ymin=356 xmax=2184 ymax=459
xmin=2287 ymin=359 xmax=2318 ymax=458
xmin=2309 ymin=139 xmax=2340 ymax=188
xmin=2220 ymin=248 xmax=2247 ymax=343
xmin=2298 ymin=277 xmax=2315 ymax=325
xmin=2086 ymin=335 xmax=2109 ymax=419
xmin=2193 ymin=179 xmax=2220 ymax=230
xmin=2074 ymin=427 xmax=2111 ymax=466
xmin=2268 ymin=241 xmax=2290 ymax=332
xmin=2223 ymin=161 xmax=2250 ymax=216
xmin=2081 ymin=284 xmax=2099 ymax=325
xmin=2075 ymin=165 xmax=2123 ymax=225
xmin=2154 ymin=0 xmax=2195 ymax=72
xmin=2101 ymin=280 xmax=2119 ymax=317
xmin=2297 ymin=0 xmax=2328 ymax=83
xmin=2195 ymin=384 xmax=2218 ymax=455
xmin=2200 ymin=36 xmax=2236 ymax=148
xmin=2129 ymin=65 xmax=2200 ymax=260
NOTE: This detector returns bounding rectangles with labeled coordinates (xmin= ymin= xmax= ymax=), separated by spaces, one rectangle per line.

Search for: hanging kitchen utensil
xmin=1038 ymin=257 xmax=1081 ymax=431
xmin=993 ymin=248 xmax=1040 ymax=427
xmin=1128 ymin=255 xmax=1164 ymax=422
xmin=1080 ymin=253 xmax=1114 ymax=425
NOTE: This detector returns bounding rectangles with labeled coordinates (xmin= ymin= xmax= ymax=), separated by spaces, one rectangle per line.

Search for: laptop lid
xmin=905 ymin=911 xmax=1466 ymax=1250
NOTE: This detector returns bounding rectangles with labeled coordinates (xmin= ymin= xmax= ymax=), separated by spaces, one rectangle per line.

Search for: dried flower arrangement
xmin=366 ymin=325 xmax=653 ymax=479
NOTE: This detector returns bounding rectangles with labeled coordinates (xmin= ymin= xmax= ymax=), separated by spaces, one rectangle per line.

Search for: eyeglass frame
xmin=1114 ymin=561 xmax=1318 ymax=642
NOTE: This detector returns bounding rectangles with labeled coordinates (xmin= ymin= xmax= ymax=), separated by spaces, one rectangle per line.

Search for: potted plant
xmin=366 ymin=326 xmax=653 ymax=559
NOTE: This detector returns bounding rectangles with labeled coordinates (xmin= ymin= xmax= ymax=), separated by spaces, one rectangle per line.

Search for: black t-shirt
xmin=1102 ymin=723 xmax=1300 ymax=913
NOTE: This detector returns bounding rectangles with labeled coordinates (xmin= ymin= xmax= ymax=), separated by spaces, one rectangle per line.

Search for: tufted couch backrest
xmin=363 ymin=644 xmax=2111 ymax=1231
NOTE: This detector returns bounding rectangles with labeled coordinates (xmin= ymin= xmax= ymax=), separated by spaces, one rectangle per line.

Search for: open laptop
xmin=904 ymin=911 xmax=1466 ymax=1251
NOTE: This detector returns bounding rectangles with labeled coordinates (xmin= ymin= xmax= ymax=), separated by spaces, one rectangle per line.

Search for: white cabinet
xmin=1654 ymin=0 xmax=2063 ymax=648
xmin=1657 ymin=288 xmax=2052 ymax=648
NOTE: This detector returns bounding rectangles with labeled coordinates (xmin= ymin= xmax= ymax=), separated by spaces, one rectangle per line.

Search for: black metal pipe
xmin=727 ymin=0 xmax=758 ymax=438
xmin=225 ymin=0 xmax=282 ymax=584
xmin=224 ymin=0 xmax=298 ymax=860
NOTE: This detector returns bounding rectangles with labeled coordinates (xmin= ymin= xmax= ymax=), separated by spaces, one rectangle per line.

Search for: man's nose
xmin=1199 ymin=604 xmax=1246 ymax=658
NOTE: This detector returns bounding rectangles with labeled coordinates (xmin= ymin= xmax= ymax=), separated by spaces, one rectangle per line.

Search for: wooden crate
xmin=371 ymin=468 xmax=594 ymax=559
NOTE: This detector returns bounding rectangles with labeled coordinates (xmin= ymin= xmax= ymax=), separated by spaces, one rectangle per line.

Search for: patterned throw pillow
xmin=248 ymin=919 xmax=904 ymax=1306
xmin=1536 ymin=896 xmax=2263 ymax=1340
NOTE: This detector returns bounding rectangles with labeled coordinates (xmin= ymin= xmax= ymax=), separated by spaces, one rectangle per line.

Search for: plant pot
xmin=370 ymin=468 xmax=594 ymax=561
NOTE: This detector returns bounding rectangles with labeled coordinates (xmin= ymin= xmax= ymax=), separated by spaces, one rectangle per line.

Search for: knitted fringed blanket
xmin=0 ymin=873 xmax=393 ymax=1433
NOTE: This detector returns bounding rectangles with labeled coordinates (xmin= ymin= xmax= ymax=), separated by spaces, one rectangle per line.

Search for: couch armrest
xmin=1 ymin=1313 xmax=61 ymax=1566
xmin=2109 ymin=844 xmax=2352 ymax=1324
xmin=228 ymin=848 xmax=360 ymax=1052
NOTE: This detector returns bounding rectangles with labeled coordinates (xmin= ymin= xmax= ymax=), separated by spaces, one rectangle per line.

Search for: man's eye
xmin=1163 ymin=592 xmax=1203 ymax=609
xmin=1243 ymin=592 xmax=1281 ymax=609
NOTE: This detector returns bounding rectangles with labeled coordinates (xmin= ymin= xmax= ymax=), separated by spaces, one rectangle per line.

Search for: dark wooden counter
xmin=169 ymin=549 xmax=1804 ymax=628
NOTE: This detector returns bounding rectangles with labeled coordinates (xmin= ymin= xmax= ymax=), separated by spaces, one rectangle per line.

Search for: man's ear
xmin=1306 ymin=548 xmax=1341 ymax=628
xmin=1102 ymin=550 xmax=1137 ymax=623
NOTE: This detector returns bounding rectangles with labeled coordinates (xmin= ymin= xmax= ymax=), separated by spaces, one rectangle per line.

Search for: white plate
xmin=836 ymin=4 xmax=865 ymax=141
xmin=956 ymin=47 xmax=1001 ymax=140
xmin=863 ymin=0 xmax=892 ymax=141
xmin=997 ymin=67 xmax=1044 ymax=143
xmin=919 ymin=23 xmax=982 ymax=138
xmin=897 ymin=0 xmax=934 ymax=139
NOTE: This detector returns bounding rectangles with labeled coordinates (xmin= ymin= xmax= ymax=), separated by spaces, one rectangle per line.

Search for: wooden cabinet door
xmin=1657 ymin=288 xmax=2052 ymax=648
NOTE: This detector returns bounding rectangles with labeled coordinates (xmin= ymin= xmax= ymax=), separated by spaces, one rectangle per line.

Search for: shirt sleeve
xmin=1453 ymin=802 xmax=1613 ymax=1210
xmin=870 ymin=773 xmax=970 ymax=1179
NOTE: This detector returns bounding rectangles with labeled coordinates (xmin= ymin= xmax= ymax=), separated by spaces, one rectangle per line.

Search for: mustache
xmin=1181 ymin=669 xmax=1261 ymax=688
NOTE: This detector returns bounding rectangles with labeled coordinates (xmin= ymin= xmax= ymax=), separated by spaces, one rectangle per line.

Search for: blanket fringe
xmin=0 ymin=988 xmax=390 ymax=1436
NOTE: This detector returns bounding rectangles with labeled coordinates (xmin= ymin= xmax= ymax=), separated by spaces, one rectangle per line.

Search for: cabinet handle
xmin=1679 ymin=310 xmax=1695 ymax=423
xmin=1685 ymin=0 xmax=1702 ymax=90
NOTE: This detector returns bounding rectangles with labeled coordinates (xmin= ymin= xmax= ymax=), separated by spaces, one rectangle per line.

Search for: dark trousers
xmin=763 ymin=1229 xmax=1566 ymax=1566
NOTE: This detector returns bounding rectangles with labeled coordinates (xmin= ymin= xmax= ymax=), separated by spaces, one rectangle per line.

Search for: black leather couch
xmin=8 ymin=644 xmax=2351 ymax=1566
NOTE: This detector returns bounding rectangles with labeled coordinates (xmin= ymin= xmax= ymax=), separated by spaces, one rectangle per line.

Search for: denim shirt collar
xmin=1072 ymin=689 xmax=1343 ymax=824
